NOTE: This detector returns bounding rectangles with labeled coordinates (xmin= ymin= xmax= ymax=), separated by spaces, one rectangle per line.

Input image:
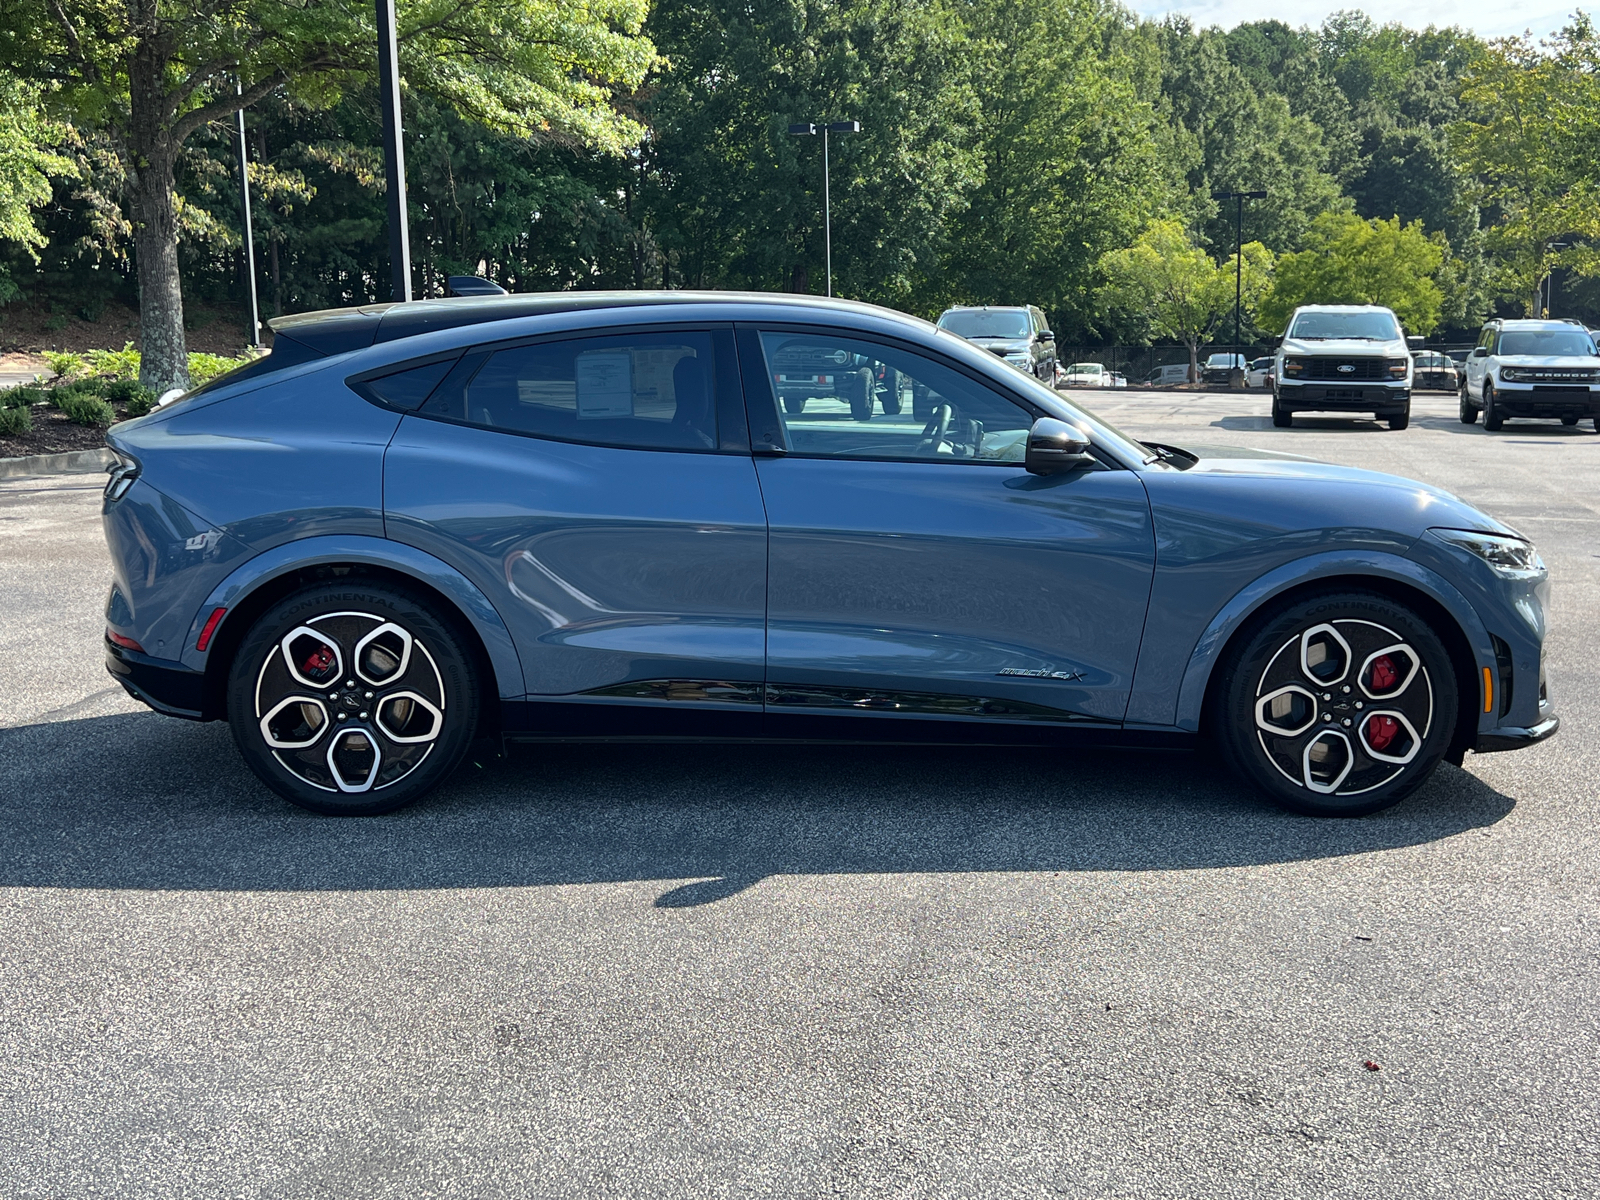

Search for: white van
xmin=1144 ymin=363 xmax=1190 ymax=386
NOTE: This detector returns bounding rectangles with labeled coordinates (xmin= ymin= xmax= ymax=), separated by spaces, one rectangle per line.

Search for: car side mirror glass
xmin=1025 ymin=417 xmax=1092 ymax=476
xmin=1406 ymin=335 xmax=1424 ymax=350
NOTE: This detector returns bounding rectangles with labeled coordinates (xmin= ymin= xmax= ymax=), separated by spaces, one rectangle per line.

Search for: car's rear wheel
xmin=1211 ymin=591 xmax=1458 ymax=817
xmin=1459 ymin=383 xmax=1478 ymax=424
xmin=782 ymin=394 xmax=807 ymax=415
xmin=1561 ymin=414 xmax=1579 ymax=426
xmin=227 ymin=581 xmax=480 ymax=815
xmin=1483 ymin=382 xmax=1504 ymax=431
xmin=1271 ymin=395 xmax=1292 ymax=427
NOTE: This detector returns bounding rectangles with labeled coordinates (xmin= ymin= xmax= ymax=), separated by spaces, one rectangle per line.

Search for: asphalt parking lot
xmin=2 ymin=389 xmax=1597 ymax=1198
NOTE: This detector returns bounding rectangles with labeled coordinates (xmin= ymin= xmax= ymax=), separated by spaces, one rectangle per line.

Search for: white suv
xmin=1460 ymin=318 xmax=1600 ymax=432
xmin=1272 ymin=304 xmax=1418 ymax=430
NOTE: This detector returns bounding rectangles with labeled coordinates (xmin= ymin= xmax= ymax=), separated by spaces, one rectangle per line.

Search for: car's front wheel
xmin=227 ymin=581 xmax=480 ymax=815
xmin=1483 ymin=382 xmax=1504 ymax=431
xmin=1388 ymin=403 xmax=1410 ymax=431
xmin=1271 ymin=393 xmax=1292 ymax=427
xmin=1211 ymin=591 xmax=1458 ymax=817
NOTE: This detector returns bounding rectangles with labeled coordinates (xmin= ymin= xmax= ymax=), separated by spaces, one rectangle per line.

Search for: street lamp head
xmin=826 ymin=121 xmax=861 ymax=133
xmin=788 ymin=123 xmax=816 ymax=136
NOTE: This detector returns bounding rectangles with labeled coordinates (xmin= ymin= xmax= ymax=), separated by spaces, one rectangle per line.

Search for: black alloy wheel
xmin=1211 ymin=591 xmax=1458 ymax=817
xmin=1271 ymin=394 xmax=1292 ymax=428
xmin=1483 ymin=382 xmax=1504 ymax=431
xmin=1459 ymin=381 xmax=1478 ymax=424
xmin=227 ymin=581 xmax=480 ymax=815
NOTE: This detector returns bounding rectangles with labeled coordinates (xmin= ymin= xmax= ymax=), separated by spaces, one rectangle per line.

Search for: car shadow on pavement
xmin=1209 ymin=416 xmax=1390 ymax=433
xmin=0 ymin=711 xmax=1516 ymax=906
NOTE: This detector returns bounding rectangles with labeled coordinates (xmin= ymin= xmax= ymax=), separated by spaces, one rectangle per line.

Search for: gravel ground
xmin=1 ymin=390 xmax=1596 ymax=1198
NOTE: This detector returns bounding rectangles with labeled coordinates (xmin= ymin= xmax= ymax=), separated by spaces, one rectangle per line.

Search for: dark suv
xmin=935 ymin=305 xmax=1057 ymax=385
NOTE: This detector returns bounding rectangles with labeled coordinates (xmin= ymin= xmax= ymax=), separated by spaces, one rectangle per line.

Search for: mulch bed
xmin=0 ymin=404 xmax=127 ymax=459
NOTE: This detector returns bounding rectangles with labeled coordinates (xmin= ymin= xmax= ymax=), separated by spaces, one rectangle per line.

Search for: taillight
xmin=106 ymin=628 xmax=144 ymax=653
xmin=105 ymin=455 xmax=140 ymax=502
xmin=196 ymin=606 xmax=227 ymax=652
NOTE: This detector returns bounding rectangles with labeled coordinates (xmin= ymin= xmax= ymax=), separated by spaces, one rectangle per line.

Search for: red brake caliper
xmin=303 ymin=644 xmax=335 ymax=677
xmin=1367 ymin=715 xmax=1400 ymax=751
xmin=1369 ymin=654 xmax=1398 ymax=693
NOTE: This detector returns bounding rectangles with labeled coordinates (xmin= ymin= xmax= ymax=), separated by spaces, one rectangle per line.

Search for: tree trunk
xmin=1187 ymin=339 xmax=1199 ymax=383
xmin=789 ymin=262 xmax=809 ymax=294
xmin=127 ymin=26 xmax=190 ymax=393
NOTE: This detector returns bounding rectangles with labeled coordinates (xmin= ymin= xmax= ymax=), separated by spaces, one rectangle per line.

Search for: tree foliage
xmin=1259 ymin=212 xmax=1443 ymax=332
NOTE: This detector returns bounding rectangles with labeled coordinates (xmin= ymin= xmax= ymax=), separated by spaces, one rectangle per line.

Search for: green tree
xmin=1259 ymin=212 xmax=1444 ymax=332
xmin=0 ymin=78 xmax=74 ymax=300
xmin=1096 ymin=219 xmax=1272 ymax=380
xmin=0 ymin=0 xmax=658 ymax=390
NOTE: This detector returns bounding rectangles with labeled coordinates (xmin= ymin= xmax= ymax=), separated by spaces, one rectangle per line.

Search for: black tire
xmin=1483 ymin=382 xmax=1504 ymax=431
xmin=848 ymin=368 xmax=875 ymax=422
xmin=1459 ymin=384 xmax=1478 ymax=424
xmin=1561 ymin=414 xmax=1579 ymax=426
xmin=227 ymin=581 xmax=481 ymax=815
xmin=1593 ymin=414 xmax=1600 ymax=432
xmin=1210 ymin=591 xmax=1458 ymax=817
xmin=880 ymin=369 xmax=904 ymax=415
xmin=782 ymin=394 xmax=807 ymax=415
xmin=1388 ymin=404 xmax=1410 ymax=431
xmin=1271 ymin=394 xmax=1292 ymax=427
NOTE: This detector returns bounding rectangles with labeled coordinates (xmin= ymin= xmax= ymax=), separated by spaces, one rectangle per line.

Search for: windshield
xmin=1498 ymin=328 xmax=1597 ymax=357
xmin=938 ymin=310 xmax=1031 ymax=339
xmin=1068 ymin=363 xmax=1103 ymax=374
xmin=1288 ymin=311 xmax=1401 ymax=341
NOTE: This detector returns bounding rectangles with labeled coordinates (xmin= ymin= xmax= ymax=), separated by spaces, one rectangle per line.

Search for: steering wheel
xmin=915 ymin=403 xmax=954 ymax=456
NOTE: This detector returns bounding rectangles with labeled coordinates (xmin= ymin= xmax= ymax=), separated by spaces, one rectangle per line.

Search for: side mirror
xmin=1037 ymin=329 xmax=1055 ymax=342
xmin=1406 ymin=335 xmax=1425 ymax=350
xmin=1025 ymin=417 xmax=1092 ymax=476
xmin=1472 ymin=346 xmax=1488 ymax=358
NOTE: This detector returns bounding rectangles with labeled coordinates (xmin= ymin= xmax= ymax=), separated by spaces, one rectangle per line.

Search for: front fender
xmin=177 ymin=535 xmax=526 ymax=698
xmin=1162 ymin=551 xmax=1494 ymax=733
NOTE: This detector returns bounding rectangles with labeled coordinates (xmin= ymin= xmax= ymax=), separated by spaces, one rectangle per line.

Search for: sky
xmin=1131 ymin=0 xmax=1593 ymax=41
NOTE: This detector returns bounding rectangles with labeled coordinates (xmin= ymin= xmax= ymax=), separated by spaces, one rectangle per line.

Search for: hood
xmin=1495 ymin=355 xmax=1600 ymax=368
xmin=966 ymin=336 xmax=1031 ymax=354
xmin=1159 ymin=442 xmax=1520 ymax=537
xmin=1280 ymin=336 xmax=1406 ymax=357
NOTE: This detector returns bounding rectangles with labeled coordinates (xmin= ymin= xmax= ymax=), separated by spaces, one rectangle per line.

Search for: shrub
xmin=188 ymin=350 xmax=258 ymax=384
xmin=51 ymin=377 xmax=108 ymax=407
xmin=115 ymin=383 xmax=157 ymax=418
xmin=0 ymin=405 xmax=32 ymax=436
xmin=57 ymin=392 xmax=115 ymax=428
xmin=1 ymin=384 xmax=45 ymax=409
xmin=86 ymin=342 xmax=141 ymax=382
xmin=44 ymin=350 xmax=86 ymax=380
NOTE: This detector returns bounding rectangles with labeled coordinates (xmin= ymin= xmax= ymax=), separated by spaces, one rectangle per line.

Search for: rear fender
xmin=176 ymin=535 xmax=525 ymax=698
xmin=1170 ymin=551 xmax=1494 ymax=732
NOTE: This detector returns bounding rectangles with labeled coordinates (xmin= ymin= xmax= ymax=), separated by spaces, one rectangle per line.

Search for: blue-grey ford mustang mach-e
xmin=100 ymin=292 xmax=1557 ymax=817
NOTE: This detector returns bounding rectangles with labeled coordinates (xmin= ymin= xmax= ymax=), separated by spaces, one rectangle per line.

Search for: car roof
xmin=1490 ymin=318 xmax=1586 ymax=330
xmin=1290 ymin=304 xmax=1396 ymax=313
xmin=938 ymin=305 xmax=1032 ymax=314
xmin=269 ymin=290 xmax=934 ymax=359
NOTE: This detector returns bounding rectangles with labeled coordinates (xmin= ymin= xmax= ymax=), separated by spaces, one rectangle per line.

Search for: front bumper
xmin=1476 ymin=713 xmax=1560 ymax=754
xmin=105 ymin=639 xmax=207 ymax=720
xmin=1492 ymin=385 xmax=1600 ymax=417
xmin=1277 ymin=382 xmax=1409 ymax=411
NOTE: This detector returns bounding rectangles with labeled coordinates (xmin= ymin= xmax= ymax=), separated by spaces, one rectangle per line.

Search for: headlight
xmin=1431 ymin=529 xmax=1545 ymax=580
xmin=1499 ymin=367 xmax=1529 ymax=382
xmin=1387 ymin=358 xmax=1409 ymax=379
xmin=1282 ymin=358 xmax=1305 ymax=377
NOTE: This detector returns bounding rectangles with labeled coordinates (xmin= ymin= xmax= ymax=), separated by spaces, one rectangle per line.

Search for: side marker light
xmin=107 ymin=628 xmax=144 ymax=653
xmin=1482 ymin=666 xmax=1493 ymax=714
xmin=196 ymin=607 xmax=227 ymax=652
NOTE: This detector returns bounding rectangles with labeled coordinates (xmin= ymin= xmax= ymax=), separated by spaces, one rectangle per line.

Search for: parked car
xmin=935 ymin=305 xmax=1057 ymax=386
xmin=1145 ymin=363 xmax=1192 ymax=387
xmin=1273 ymin=304 xmax=1417 ymax=429
xmin=1108 ymin=372 xmax=1128 ymax=389
xmin=1201 ymin=352 xmax=1247 ymax=385
xmin=1246 ymin=357 xmax=1273 ymax=388
xmin=1411 ymin=350 xmax=1459 ymax=392
xmin=1459 ymin=318 xmax=1600 ymax=431
xmin=103 ymin=289 xmax=1556 ymax=819
xmin=1061 ymin=362 xmax=1111 ymax=388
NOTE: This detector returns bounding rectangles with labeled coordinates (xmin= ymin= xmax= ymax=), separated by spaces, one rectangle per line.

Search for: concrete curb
xmin=0 ymin=447 xmax=114 ymax=481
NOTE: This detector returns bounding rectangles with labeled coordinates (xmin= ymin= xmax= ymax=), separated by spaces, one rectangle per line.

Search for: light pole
xmin=787 ymin=120 xmax=860 ymax=297
xmin=376 ymin=0 xmax=412 ymax=302
xmin=1211 ymin=188 xmax=1266 ymax=385
xmin=1543 ymin=241 xmax=1569 ymax=317
xmin=234 ymin=78 xmax=260 ymax=346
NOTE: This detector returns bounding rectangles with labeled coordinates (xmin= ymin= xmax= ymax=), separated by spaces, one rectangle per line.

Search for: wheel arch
xmin=1178 ymin=557 xmax=1491 ymax=766
xmin=182 ymin=538 xmax=524 ymax=726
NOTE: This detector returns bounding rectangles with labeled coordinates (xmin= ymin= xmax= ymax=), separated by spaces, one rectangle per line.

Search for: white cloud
xmin=1131 ymin=0 xmax=1594 ymax=41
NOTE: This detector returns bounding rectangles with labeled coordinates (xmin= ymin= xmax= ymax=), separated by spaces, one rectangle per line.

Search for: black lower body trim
xmin=1474 ymin=714 xmax=1559 ymax=754
xmin=104 ymin=640 xmax=207 ymax=720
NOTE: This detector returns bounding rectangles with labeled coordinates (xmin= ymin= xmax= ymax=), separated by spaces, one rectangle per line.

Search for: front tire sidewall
xmin=1212 ymin=592 xmax=1459 ymax=817
xmin=227 ymin=582 xmax=480 ymax=815
xmin=1483 ymin=383 xmax=1503 ymax=431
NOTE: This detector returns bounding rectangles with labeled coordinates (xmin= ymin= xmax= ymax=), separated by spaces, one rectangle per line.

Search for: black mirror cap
xmin=1406 ymin=334 xmax=1425 ymax=350
xmin=1037 ymin=330 xmax=1055 ymax=342
xmin=1473 ymin=346 xmax=1489 ymax=357
xmin=1025 ymin=417 xmax=1093 ymax=476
